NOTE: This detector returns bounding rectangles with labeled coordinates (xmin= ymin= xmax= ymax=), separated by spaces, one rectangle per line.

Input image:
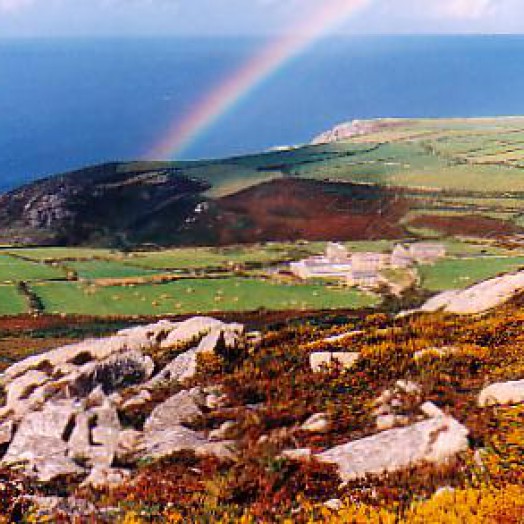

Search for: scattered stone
xmin=478 ymin=379 xmax=524 ymax=407
xmin=0 ymin=316 xmax=242 ymax=485
xmin=116 ymin=429 xmax=144 ymax=464
xmin=2 ymin=401 xmax=84 ymax=481
xmin=317 ymin=415 xmax=469 ymax=481
xmin=205 ymin=392 xmax=228 ymax=410
xmin=324 ymin=499 xmax=343 ymax=511
xmin=300 ymin=413 xmax=331 ymax=433
xmin=310 ymin=352 xmax=359 ymax=373
xmin=121 ymin=389 xmax=152 ymax=411
xmin=27 ymin=496 xmax=97 ymax=520
xmin=395 ymin=380 xmax=421 ymax=395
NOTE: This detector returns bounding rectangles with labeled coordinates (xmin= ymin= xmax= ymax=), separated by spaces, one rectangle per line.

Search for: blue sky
xmin=0 ymin=0 xmax=522 ymax=38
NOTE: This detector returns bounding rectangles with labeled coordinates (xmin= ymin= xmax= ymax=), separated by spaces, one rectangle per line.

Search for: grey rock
xmin=419 ymin=271 xmax=524 ymax=315
xmin=2 ymin=401 xmax=84 ymax=481
xmin=317 ymin=415 xmax=469 ymax=481
xmin=144 ymin=388 xmax=205 ymax=433
xmin=160 ymin=317 xmax=224 ymax=349
xmin=81 ymin=466 xmax=131 ymax=489
xmin=143 ymin=426 xmax=235 ymax=461
xmin=0 ymin=420 xmax=13 ymax=447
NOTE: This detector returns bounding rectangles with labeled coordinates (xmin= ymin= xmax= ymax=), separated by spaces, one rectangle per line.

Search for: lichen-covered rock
xmin=142 ymin=426 xmax=235 ymax=461
xmin=478 ymin=379 xmax=524 ymax=407
xmin=160 ymin=317 xmax=224 ymax=349
xmin=144 ymin=388 xmax=205 ymax=433
xmin=2 ymin=401 xmax=84 ymax=481
xmin=0 ymin=316 xmax=244 ymax=485
xmin=317 ymin=415 xmax=469 ymax=481
xmin=81 ymin=466 xmax=131 ymax=489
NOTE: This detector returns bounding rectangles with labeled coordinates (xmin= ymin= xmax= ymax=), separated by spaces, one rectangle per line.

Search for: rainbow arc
xmin=146 ymin=0 xmax=371 ymax=160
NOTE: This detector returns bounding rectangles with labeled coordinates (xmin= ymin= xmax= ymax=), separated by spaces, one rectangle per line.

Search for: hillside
xmin=3 ymin=117 xmax=524 ymax=247
xmin=1 ymin=277 xmax=524 ymax=521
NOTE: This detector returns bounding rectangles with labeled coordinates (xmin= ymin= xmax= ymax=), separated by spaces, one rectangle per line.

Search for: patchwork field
xmin=0 ymin=254 xmax=66 ymax=283
xmin=0 ymin=238 xmax=522 ymax=318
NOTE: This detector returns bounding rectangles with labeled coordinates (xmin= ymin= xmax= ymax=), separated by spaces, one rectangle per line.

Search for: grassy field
xmin=65 ymin=260 xmax=160 ymax=280
xmin=0 ymin=255 xmax=66 ymax=283
xmin=419 ymin=255 xmax=524 ymax=291
xmin=31 ymin=278 xmax=378 ymax=316
xmin=0 ymin=238 xmax=522 ymax=317
xmin=0 ymin=285 xmax=27 ymax=315
xmin=4 ymin=247 xmax=118 ymax=261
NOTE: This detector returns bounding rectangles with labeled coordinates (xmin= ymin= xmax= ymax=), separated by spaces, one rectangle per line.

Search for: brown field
xmin=407 ymin=213 xmax=522 ymax=238
xmin=193 ymin=179 xmax=410 ymax=245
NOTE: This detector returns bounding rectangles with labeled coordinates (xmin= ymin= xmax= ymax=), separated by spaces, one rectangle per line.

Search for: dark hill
xmin=0 ymin=162 xmax=210 ymax=247
xmin=0 ymin=159 xmax=412 ymax=247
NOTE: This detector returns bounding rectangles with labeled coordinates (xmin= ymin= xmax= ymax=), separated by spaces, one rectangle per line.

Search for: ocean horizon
xmin=1 ymin=34 xmax=524 ymax=191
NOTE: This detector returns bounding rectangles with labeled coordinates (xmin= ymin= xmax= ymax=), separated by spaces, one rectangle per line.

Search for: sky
xmin=0 ymin=0 xmax=523 ymax=38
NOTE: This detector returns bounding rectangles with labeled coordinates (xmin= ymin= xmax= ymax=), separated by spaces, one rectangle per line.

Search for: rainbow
xmin=146 ymin=0 xmax=371 ymax=160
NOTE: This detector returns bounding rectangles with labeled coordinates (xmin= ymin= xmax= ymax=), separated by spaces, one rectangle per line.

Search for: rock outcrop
xmin=418 ymin=271 xmax=524 ymax=315
xmin=0 ymin=317 xmax=244 ymax=484
xmin=312 ymin=119 xmax=396 ymax=145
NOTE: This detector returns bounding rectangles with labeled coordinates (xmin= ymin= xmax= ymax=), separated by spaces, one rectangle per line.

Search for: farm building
xmin=290 ymin=257 xmax=353 ymax=279
xmin=351 ymin=252 xmax=390 ymax=271
xmin=347 ymin=269 xmax=383 ymax=289
xmin=325 ymin=242 xmax=350 ymax=263
xmin=391 ymin=244 xmax=413 ymax=268
xmin=408 ymin=243 xmax=446 ymax=263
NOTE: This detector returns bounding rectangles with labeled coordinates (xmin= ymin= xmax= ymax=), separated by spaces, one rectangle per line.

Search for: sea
xmin=1 ymin=35 xmax=524 ymax=192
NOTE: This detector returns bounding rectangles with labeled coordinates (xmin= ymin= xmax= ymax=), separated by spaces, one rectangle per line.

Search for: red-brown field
xmin=192 ymin=179 xmax=410 ymax=245
xmin=408 ymin=214 xmax=522 ymax=238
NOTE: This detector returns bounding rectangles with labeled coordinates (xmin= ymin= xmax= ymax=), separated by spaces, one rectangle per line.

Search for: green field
xmin=0 ymin=285 xmax=27 ymax=315
xmin=31 ymin=278 xmax=378 ymax=316
xmin=1 ymin=236 xmax=523 ymax=317
xmin=0 ymin=255 xmax=66 ymax=283
xmin=4 ymin=247 xmax=118 ymax=261
xmin=65 ymin=260 xmax=160 ymax=280
xmin=419 ymin=256 xmax=524 ymax=291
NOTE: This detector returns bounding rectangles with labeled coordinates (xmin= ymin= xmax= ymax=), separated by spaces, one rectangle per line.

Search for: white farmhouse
xmin=391 ymin=244 xmax=413 ymax=268
xmin=351 ymin=252 xmax=389 ymax=271
xmin=347 ymin=269 xmax=383 ymax=289
xmin=408 ymin=243 xmax=446 ymax=263
xmin=326 ymin=242 xmax=350 ymax=263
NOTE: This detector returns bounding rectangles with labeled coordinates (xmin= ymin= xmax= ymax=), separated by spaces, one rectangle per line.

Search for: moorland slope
xmin=3 ymin=117 xmax=524 ymax=247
